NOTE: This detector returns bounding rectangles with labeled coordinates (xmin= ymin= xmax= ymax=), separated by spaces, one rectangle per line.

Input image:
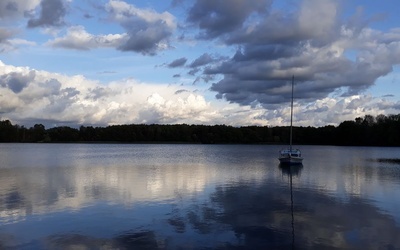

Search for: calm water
xmin=0 ymin=144 xmax=399 ymax=249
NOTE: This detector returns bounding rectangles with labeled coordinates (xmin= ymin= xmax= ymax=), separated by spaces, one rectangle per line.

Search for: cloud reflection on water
xmin=0 ymin=144 xmax=399 ymax=249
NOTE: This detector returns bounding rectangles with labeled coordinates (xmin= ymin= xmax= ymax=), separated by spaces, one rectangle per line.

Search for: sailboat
xmin=278 ymin=76 xmax=303 ymax=165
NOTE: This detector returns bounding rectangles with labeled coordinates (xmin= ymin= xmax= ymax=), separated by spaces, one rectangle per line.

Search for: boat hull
xmin=278 ymin=156 xmax=303 ymax=165
xmin=278 ymin=148 xmax=303 ymax=165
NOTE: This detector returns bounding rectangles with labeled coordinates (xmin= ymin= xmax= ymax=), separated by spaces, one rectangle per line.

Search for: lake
xmin=0 ymin=144 xmax=399 ymax=249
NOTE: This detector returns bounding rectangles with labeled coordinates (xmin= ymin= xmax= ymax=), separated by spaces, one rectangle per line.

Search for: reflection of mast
xmin=290 ymin=169 xmax=294 ymax=249
xmin=279 ymin=164 xmax=303 ymax=250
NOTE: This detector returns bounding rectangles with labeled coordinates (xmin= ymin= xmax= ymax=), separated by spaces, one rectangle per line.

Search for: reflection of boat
xmin=279 ymin=76 xmax=303 ymax=165
xmin=279 ymin=163 xmax=302 ymax=250
xmin=279 ymin=164 xmax=303 ymax=176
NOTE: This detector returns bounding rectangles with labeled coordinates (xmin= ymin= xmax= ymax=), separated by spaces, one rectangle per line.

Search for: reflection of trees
xmin=164 ymin=166 xmax=400 ymax=249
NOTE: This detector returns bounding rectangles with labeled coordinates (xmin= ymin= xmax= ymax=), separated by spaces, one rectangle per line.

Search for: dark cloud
xmin=185 ymin=0 xmax=400 ymax=107
xmin=83 ymin=13 xmax=93 ymax=19
xmin=0 ymin=1 xmax=23 ymax=19
xmin=173 ymin=74 xmax=180 ymax=78
xmin=174 ymin=89 xmax=189 ymax=95
xmin=27 ymin=0 xmax=66 ymax=28
xmin=192 ymin=74 xmax=215 ymax=85
xmin=6 ymin=1 xmax=18 ymax=12
xmin=0 ymin=71 xmax=35 ymax=93
xmin=187 ymin=0 xmax=271 ymax=39
xmin=208 ymin=43 xmax=390 ymax=106
xmin=189 ymin=53 xmax=214 ymax=68
xmin=186 ymin=53 xmax=226 ymax=79
xmin=167 ymin=57 xmax=187 ymax=68
xmin=106 ymin=2 xmax=176 ymax=55
xmin=117 ymin=22 xmax=173 ymax=55
xmin=188 ymin=68 xmax=200 ymax=76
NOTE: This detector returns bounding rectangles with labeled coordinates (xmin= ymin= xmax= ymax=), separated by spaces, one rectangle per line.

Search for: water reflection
xmin=280 ymin=163 xmax=303 ymax=250
xmin=44 ymin=230 xmax=160 ymax=249
xmin=0 ymin=144 xmax=400 ymax=249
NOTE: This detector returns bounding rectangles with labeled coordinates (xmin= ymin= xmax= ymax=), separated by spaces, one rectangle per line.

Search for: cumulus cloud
xmin=0 ymin=70 xmax=36 ymax=93
xmin=45 ymin=1 xmax=177 ymax=54
xmin=1 ymin=0 xmax=400 ymax=128
xmin=140 ymin=93 xmax=212 ymax=124
xmin=46 ymin=26 xmax=127 ymax=50
xmin=27 ymin=0 xmax=67 ymax=28
xmin=183 ymin=0 xmax=400 ymax=107
xmin=1 ymin=59 xmax=399 ymax=127
xmin=105 ymin=0 xmax=177 ymax=55
xmin=0 ymin=61 xmax=222 ymax=127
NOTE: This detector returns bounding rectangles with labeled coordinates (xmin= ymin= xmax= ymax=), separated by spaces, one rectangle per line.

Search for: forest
xmin=0 ymin=114 xmax=399 ymax=146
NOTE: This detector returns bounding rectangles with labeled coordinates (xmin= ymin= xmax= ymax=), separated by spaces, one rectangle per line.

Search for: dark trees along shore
xmin=1 ymin=114 xmax=399 ymax=146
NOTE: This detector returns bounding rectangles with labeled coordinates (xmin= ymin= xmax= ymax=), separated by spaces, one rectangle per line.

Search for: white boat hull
xmin=278 ymin=156 xmax=303 ymax=165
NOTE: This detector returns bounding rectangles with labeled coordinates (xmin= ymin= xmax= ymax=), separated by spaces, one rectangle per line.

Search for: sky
xmin=1 ymin=0 xmax=400 ymax=128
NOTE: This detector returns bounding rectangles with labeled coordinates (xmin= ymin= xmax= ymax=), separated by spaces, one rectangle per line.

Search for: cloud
xmin=187 ymin=0 xmax=271 ymax=39
xmin=27 ymin=0 xmax=67 ymax=28
xmin=1 ymin=0 xmax=400 ymax=128
xmin=47 ymin=26 xmax=127 ymax=50
xmin=0 ymin=0 xmax=41 ymax=20
xmin=0 ymin=28 xmax=15 ymax=43
xmin=140 ymin=92 xmax=213 ymax=124
xmin=0 ymin=28 xmax=17 ymax=52
xmin=188 ymin=0 xmax=400 ymax=107
xmin=167 ymin=57 xmax=187 ymax=68
xmin=189 ymin=53 xmax=215 ymax=68
xmin=45 ymin=1 xmax=177 ymax=55
xmin=1 ymin=58 xmax=399 ymax=127
xmin=106 ymin=0 xmax=177 ymax=55
xmin=0 ymin=70 xmax=36 ymax=93
xmin=0 ymin=61 xmax=222 ymax=126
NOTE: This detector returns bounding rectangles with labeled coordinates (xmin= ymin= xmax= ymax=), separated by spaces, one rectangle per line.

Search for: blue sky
xmin=1 ymin=0 xmax=400 ymax=128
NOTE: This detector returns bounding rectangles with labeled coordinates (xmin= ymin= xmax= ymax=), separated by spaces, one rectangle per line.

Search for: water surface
xmin=0 ymin=144 xmax=399 ymax=249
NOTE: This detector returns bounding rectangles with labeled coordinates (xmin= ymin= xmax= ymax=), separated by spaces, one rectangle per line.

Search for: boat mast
xmin=290 ymin=75 xmax=294 ymax=151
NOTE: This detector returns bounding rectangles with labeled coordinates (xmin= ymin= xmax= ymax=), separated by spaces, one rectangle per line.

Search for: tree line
xmin=0 ymin=114 xmax=399 ymax=146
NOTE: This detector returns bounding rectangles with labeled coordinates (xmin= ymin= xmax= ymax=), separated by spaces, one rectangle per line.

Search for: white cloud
xmin=106 ymin=0 xmax=176 ymax=29
xmin=1 ymin=60 xmax=399 ymax=128
xmin=297 ymin=95 xmax=400 ymax=127
xmin=46 ymin=25 xmax=127 ymax=50
xmin=0 ymin=61 xmax=219 ymax=126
